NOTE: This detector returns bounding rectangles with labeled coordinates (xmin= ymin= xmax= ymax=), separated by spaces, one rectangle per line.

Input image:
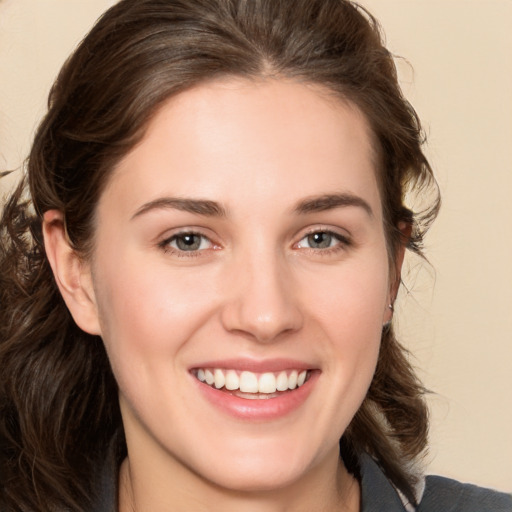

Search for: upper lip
xmin=189 ymin=358 xmax=316 ymax=373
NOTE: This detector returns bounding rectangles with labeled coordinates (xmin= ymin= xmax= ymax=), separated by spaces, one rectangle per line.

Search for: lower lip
xmin=193 ymin=372 xmax=319 ymax=421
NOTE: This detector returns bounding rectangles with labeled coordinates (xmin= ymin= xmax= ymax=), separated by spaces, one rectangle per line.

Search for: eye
xmin=162 ymin=232 xmax=213 ymax=252
xmin=295 ymin=230 xmax=348 ymax=250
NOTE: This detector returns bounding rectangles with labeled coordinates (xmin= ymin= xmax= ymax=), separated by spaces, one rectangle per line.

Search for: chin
xmin=200 ymin=459 xmax=310 ymax=493
xmin=183 ymin=433 xmax=332 ymax=494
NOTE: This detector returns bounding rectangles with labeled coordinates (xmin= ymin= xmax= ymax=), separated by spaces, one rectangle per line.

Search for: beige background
xmin=1 ymin=0 xmax=511 ymax=491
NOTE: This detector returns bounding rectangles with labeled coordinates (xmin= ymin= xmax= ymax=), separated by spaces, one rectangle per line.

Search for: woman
xmin=0 ymin=0 xmax=510 ymax=511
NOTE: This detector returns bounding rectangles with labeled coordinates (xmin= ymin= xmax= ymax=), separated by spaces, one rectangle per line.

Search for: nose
xmin=220 ymin=250 xmax=303 ymax=343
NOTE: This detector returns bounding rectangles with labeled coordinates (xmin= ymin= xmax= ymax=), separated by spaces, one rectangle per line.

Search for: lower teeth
xmin=232 ymin=390 xmax=282 ymax=400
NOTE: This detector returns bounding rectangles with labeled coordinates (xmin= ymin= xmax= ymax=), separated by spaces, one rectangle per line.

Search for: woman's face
xmin=86 ymin=79 xmax=394 ymax=492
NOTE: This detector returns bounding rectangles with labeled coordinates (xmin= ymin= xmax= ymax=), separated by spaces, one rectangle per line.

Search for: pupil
xmin=177 ymin=234 xmax=200 ymax=250
xmin=309 ymin=232 xmax=331 ymax=248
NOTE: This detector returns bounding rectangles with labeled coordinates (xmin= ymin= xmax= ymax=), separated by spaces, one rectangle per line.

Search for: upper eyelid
xmin=158 ymin=230 xmax=216 ymax=251
xmin=165 ymin=229 xmax=209 ymax=239
xmin=156 ymin=226 xmax=351 ymax=249
xmin=159 ymin=227 xmax=215 ymax=242
xmin=296 ymin=226 xmax=351 ymax=241
xmin=293 ymin=229 xmax=352 ymax=253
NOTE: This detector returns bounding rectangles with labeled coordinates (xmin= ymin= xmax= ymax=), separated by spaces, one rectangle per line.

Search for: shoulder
xmin=417 ymin=475 xmax=512 ymax=512
xmin=359 ymin=453 xmax=512 ymax=512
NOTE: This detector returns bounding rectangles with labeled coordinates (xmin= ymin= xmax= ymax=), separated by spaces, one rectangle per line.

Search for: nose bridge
xmin=221 ymin=243 xmax=303 ymax=342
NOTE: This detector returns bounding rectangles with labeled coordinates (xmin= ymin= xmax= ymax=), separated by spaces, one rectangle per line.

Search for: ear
xmin=384 ymin=221 xmax=412 ymax=323
xmin=43 ymin=210 xmax=102 ymax=335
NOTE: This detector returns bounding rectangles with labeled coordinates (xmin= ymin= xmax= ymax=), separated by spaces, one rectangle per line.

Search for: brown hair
xmin=0 ymin=0 xmax=439 ymax=510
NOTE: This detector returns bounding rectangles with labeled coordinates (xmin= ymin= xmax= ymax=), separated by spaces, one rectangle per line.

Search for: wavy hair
xmin=0 ymin=0 xmax=440 ymax=510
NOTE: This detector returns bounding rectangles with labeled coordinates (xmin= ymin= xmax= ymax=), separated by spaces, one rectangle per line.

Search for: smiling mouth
xmin=192 ymin=368 xmax=312 ymax=399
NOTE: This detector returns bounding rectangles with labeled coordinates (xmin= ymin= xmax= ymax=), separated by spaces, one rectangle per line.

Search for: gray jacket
xmin=360 ymin=453 xmax=512 ymax=511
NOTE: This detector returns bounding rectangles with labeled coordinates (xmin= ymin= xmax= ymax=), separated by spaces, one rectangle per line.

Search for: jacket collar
xmin=360 ymin=453 xmax=411 ymax=511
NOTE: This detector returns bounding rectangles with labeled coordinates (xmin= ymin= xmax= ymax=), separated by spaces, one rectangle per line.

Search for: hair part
xmin=1 ymin=1 xmax=439 ymax=509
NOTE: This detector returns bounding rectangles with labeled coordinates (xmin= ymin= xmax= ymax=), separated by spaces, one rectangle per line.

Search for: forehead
xmin=101 ymin=78 xmax=381 ymax=219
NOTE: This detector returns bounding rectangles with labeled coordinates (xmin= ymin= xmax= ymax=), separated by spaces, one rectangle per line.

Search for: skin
xmin=44 ymin=78 xmax=403 ymax=512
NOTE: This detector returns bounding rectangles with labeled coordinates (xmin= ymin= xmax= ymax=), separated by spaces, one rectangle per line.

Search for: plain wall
xmin=1 ymin=0 xmax=511 ymax=491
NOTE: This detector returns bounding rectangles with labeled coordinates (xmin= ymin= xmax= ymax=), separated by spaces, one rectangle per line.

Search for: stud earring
xmin=383 ymin=303 xmax=394 ymax=329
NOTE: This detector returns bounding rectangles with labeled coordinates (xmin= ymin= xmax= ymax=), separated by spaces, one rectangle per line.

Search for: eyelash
xmin=158 ymin=228 xmax=351 ymax=257
xmin=158 ymin=231 xmax=215 ymax=257
xmin=294 ymin=229 xmax=351 ymax=255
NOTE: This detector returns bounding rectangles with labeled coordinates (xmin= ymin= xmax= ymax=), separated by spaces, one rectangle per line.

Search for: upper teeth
xmin=195 ymin=368 xmax=308 ymax=394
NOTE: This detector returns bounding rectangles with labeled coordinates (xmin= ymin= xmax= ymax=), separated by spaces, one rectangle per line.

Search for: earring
xmin=383 ymin=303 xmax=394 ymax=329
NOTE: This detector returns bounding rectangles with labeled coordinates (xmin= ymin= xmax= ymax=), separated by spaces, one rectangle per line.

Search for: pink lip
xmin=191 ymin=365 xmax=319 ymax=421
xmin=190 ymin=357 xmax=314 ymax=373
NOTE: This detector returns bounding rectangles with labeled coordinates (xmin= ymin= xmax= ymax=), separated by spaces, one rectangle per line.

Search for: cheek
xmin=303 ymin=255 xmax=388 ymax=402
xmin=92 ymin=250 xmax=221 ymax=374
xmin=305 ymin=255 xmax=390 ymax=334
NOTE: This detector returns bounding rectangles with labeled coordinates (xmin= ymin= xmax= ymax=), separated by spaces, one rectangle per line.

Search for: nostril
xmin=220 ymin=293 xmax=303 ymax=343
xmin=218 ymin=259 xmax=304 ymax=342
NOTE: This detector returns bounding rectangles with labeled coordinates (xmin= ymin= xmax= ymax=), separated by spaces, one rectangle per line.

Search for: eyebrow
xmin=131 ymin=192 xmax=373 ymax=220
xmin=293 ymin=193 xmax=374 ymax=217
xmin=131 ymin=197 xmax=227 ymax=219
